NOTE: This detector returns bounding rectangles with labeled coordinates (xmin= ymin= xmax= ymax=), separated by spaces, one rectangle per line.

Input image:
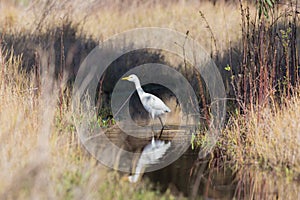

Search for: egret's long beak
xmin=121 ymin=76 xmax=130 ymax=80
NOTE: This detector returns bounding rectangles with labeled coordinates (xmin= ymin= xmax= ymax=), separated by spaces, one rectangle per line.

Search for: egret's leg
xmin=158 ymin=116 xmax=165 ymax=139
xmin=150 ymin=115 xmax=155 ymax=138
xmin=158 ymin=116 xmax=164 ymax=129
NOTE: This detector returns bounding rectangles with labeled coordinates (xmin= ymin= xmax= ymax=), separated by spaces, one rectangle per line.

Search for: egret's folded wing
xmin=142 ymin=93 xmax=170 ymax=112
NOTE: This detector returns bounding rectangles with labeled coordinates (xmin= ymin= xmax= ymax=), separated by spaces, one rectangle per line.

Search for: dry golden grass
xmin=222 ymin=95 xmax=300 ymax=198
xmin=224 ymin=96 xmax=300 ymax=174
xmin=0 ymin=48 xmax=183 ymax=199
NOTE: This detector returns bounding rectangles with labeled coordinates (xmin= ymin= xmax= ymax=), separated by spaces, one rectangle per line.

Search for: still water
xmin=145 ymin=147 xmax=235 ymax=199
xmin=85 ymin=126 xmax=237 ymax=199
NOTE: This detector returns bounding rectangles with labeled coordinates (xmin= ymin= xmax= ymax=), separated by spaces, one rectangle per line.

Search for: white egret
xmin=128 ymin=137 xmax=171 ymax=183
xmin=121 ymin=74 xmax=171 ymax=134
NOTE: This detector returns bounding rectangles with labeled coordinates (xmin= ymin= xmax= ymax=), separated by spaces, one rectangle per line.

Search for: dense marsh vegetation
xmin=0 ymin=0 xmax=299 ymax=199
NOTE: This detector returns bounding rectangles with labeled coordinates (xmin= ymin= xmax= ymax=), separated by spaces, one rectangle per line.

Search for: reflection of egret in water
xmin=121 ymin=74 xmax=171 ymax=136
xmin=128 ymin=137 xmax=171 ymax=183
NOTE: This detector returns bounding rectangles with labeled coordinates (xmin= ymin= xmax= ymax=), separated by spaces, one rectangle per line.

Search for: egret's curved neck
xmin=133 ymin=79 xmax=144 ymax=97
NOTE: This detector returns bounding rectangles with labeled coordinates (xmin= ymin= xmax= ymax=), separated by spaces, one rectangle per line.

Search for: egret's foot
xmin=162 ymin=125 xmax=170 ymax=130
xmin=158 ymin=126 xmax=165 ymax=139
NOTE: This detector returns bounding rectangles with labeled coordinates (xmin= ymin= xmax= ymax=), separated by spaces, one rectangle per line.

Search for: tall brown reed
xmin=233 ymin=0 xmax=299 ymax=114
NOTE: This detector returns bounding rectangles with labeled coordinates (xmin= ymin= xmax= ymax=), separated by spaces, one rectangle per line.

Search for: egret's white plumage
xmin=121 ymin=74 xmax=171 ymax=183
xmin=128 ymin=137 xmax=171 ymax=183
xmin=121 ymin=74 xmax=171 ymax=129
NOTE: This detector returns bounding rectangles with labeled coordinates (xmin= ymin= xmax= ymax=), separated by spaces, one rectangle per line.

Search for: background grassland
xmin=0 ymin=0 xmax=299 ymax=199
xmin=0 ymin=0 xmax=243 ymax=53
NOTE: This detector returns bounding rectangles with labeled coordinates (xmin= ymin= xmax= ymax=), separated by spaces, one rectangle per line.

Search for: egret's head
xmin=121 ymin=74 xmax=139 ymax=82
